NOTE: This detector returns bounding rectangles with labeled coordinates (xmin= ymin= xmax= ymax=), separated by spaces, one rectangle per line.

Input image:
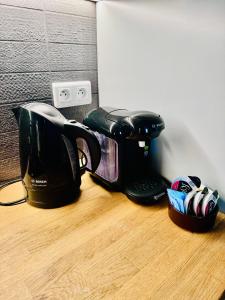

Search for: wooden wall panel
xmin=60 ymin=93 xmax=98 ymax=122
xmin=0 ymin=6 xmax=46 ymax=42
xmin=46 ymin=12 xmax=96 ymax=44
xmin=0 ymin=42 xmax=49 ymax=73
xmin=0 ymin=72 xmax=51 ymax=104
xmin=50 ymin=70 xmax=98 ymax=94
xmin=43 ymin=0 xmax=95 ymax=18
xmin=0 ymin=100 xmax=53 ymax=134
xmin=0 ymin=71 xmax=98 ymax=105
xmin=0 ymin=0 xmax=43 ymax=10
xmin=0 ymin=131 xmax=19 ymax=161
xmin=0 ymin=156 xmax=21 ymax=181
xmin=48 ymin=43 xmax=97 ymax=71
xmin=0 ymin=94 xmax=98 ymax=136
xmin=0 ymin=1 xmax=98 ymax=183
xmin=0 ymin=103 xmax=22 ymax=134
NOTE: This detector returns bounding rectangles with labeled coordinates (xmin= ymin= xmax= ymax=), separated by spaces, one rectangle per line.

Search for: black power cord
xmin=0 ymin=179 xmax=26 ymax=206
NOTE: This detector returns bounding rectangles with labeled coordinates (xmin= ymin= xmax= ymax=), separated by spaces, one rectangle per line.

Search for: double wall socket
xmin=52 ymin=81 xmax=92 ymax=108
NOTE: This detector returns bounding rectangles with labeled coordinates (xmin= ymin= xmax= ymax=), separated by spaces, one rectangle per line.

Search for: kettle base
xmin=26 ymin=186 xmax=80 ymax=209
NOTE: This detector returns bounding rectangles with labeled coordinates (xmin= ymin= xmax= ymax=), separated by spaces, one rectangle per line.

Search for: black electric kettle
xmin=13 ymin=102 xmax=101 ymax=208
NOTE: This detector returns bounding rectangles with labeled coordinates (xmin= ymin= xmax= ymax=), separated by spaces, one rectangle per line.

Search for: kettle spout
xmin=12 ymin=107 xmax=21 ymax=124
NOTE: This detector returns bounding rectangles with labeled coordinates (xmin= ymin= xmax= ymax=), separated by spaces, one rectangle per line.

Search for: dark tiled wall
xmin=0 ymin=0 xmax=98 ymax=182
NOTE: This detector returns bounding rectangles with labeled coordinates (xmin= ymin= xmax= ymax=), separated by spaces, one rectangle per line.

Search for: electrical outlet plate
xmin=52 ymin=81 xmax=92 ymax=108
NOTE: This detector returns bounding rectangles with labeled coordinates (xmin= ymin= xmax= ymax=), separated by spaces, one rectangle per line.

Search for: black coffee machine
xmin=13 ymin=102 xmax=101 ymax=208
xmin=83 ymin=107 xmax=167 ymax=205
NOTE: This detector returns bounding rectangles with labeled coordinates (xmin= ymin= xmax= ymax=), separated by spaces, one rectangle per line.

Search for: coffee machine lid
xmin=83 ymin=106 xmax=165 ymax=140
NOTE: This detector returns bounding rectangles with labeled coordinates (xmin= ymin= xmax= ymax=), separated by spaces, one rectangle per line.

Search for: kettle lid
xmin=21 ymin=102 xmax=66 ymax=128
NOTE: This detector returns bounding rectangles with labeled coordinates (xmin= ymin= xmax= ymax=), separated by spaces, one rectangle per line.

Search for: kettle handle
xmin=64 ymin=121 xmax=101 ymax=172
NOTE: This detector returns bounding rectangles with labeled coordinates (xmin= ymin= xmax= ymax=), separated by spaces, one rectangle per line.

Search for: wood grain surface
xmin=0 ymin=173 xmax=224 ymax=300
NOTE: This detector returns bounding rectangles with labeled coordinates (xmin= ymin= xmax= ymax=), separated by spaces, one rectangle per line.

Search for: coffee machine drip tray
xmin=124 ymin=175 xmax=168 ymax=205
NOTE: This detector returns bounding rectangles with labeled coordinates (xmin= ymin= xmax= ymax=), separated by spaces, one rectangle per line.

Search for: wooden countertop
xmin=0 ymin=174 xmax=225 ymax=300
